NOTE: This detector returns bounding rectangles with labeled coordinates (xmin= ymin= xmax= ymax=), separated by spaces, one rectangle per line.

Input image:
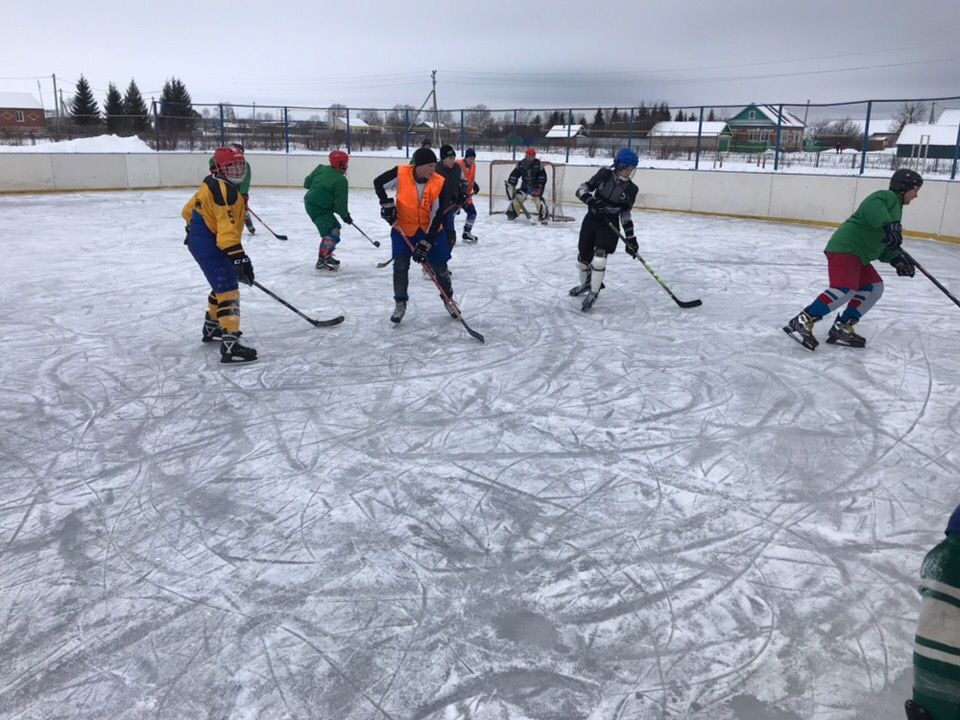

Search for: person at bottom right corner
xmin=783 ymin=169 xmax=923 ymax=351
xmin=907 ymin=502 xmax=960 ymax=720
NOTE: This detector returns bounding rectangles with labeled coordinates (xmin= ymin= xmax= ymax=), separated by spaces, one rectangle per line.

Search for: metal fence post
xmin=694 ymin=106 xmax=705 ymax=170
xmin=218 ymin=103 xmax=225 ymax=146
xmin=951 ymin=122 xmax=960 ymax=180
xmin=346 ymin=107 xmax=352 ymax=154
xmin=773 ymin=104 xmax=784 ymax=171
xmin=566 ymin=110 xmax=572 ymax=164
xmin=859 ymin=100 xmax=872 ymax=176
xmin=627 ymin=107 xmax=634 ymax=150
xmin=404 ymin=108 xmax=410 ymax=159
xmin=283 ymin=107 xmax=289 ymax=153
xmin=152 ymin=99 xmax=160 ymax=151
xmin=460 ymin=109 xmax=465 ymax=154
xmin=512 ymin=109 xmax=518 ymax=162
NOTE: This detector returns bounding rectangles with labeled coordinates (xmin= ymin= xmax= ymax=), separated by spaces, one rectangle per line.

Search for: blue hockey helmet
xmin=948 ymin=503 xmax=960 ymax=535
xmin=614 ymin=147 xmax=639 ymax=169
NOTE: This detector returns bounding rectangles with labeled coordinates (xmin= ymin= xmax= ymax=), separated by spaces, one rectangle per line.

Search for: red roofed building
xmin=0 ymin=92 xmax=46 ymax=131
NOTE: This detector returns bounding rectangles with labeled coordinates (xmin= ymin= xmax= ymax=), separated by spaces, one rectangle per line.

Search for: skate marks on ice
xmin=0 ymin=190 xmax=958 ymax=719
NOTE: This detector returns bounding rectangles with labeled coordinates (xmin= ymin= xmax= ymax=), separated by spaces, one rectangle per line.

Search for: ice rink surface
xmin=1 ymin=187 xmax=958 ymax=719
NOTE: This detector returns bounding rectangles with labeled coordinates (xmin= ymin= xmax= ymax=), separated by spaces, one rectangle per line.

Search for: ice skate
xmin=220 ymin=333 xmax=257 ymax=364
xmin=826 ymin=315 xmax=866 ymax=348
xmin=581 ymin=291 xmax=600 ymax=312
xmin=783 ymin=310 xmax=820 ymax=351
xmin=390 ymin=300 xmax=407 ymax=324
xmin=315 ymin=256 xmax=339 ymax=272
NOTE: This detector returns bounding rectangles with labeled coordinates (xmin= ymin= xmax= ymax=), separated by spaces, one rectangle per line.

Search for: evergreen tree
xmin=531 ymin=114 xmax=542 ymax=127
xmin=159 ymin=77 xmax=198 ymax=146
xmin=637 ymin=102 xmax=648 ymax=121
xmin=546 ymin=110 xmax=564 ymax=128
xmin=675 ymin=109 xmax=685 ymax=121
xmin=123 ymin=79 xmax=150 ymax=133
xmin=577 ymin=115 xmax=588 ymax=127
xmin=71 ymin=74 xmax=100 ymax=126
xmin=103 ymin=83 xmax=124 ymax=134
xmin=592 ymin=107 xmax=605 ymax=129
xmin=660 ymin=103 xmax=672 ymax=121
xmin=707 ymin=108 xmax=717 ymax=122
xmin=610 ymin=107 xmax=622 ymax=124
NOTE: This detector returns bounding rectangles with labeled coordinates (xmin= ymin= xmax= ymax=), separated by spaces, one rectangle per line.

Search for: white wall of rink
xmin=1 ymin=151 xmax=957 ymax=240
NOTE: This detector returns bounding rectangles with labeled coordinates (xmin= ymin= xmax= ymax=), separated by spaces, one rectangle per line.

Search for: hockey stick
xmin=606 ymin=222 xmax=702 ymax=309
xmin=394 ymin=226 xmax=485 ymax=343
xmin=351 ymin=222 xmax=381 ymax=248
xmin=247 ymin=208 xmax=288 ymax=241
xmin=376 ymin=256 xmax=395 ymax=269
xmin=899 ymin=249 xmax=960 ymax=309
xmin=252 ymin=281 xmax=344 ymax=327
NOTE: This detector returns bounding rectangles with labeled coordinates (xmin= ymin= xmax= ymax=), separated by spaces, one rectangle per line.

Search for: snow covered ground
xmin=1 ymin=187 xmax=958 ymax=719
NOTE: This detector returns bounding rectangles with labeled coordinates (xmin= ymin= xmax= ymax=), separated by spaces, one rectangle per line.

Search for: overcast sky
xmin=2 ymin=0 xmax=959 ymax=116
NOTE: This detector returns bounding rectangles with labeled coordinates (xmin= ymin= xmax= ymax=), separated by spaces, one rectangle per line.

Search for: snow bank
xmin=0 ymin=134 xmax=155 ymax=153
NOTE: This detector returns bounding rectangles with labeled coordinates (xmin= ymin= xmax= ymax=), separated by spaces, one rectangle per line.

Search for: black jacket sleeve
xmin=373 ymin=166 xmax=399 ymax=203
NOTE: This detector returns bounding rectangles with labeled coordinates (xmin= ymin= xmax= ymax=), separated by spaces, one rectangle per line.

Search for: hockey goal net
xmin=487 ymin=160 xmax=575 ymax=222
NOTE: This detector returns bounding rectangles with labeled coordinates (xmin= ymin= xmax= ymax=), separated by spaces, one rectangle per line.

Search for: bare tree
xmin=359 ymin=109 xmax=383 ymax=127
xmin=326 ymin=103 xmax=348 ymax=130
xmin=893 ymin=101 xmax=928 ymax=134
xmin=464 ymin=104 xmax=493 ymax=132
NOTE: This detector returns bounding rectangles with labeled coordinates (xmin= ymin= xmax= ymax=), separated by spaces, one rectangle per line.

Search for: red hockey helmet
xmin=329 ymin=150 xmax=349 ymax=172
xmin=212 ymin=145 xmax=246 ymax=184
xmin=525 ymin=147 xmax=537 ymax=158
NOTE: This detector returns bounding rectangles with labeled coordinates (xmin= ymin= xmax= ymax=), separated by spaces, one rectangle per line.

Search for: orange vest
xmin=457 ymin=159 xmax=476 ymax=193
xmin=396 ymin=164 xmax=445 ymax=236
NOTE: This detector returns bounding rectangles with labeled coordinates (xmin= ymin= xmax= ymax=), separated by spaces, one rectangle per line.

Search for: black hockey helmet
xmin=889 ymin=169 xmax=923 ymax=194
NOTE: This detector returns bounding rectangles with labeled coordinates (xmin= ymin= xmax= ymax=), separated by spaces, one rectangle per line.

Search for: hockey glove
xmin=232 ymin=253 xmax=255 ymax=285
xmin=624 ymin=236 xmax=639 ymax=258
xmin=473 ymin=182 xmax=480 ymax=195
xmin=890 ymin=253 xmax=915 ymax=277
xmin=244 ymin=212 xmax=256 ymax=234
xmin=183 ymin=225 xmax=190 ymax=246
xmin=411 ymin=237 xmax=433 ymax=263
xmin=882 ymin=221 xmax=903 ymax=249
xmin=341 ymin=213 xmax=353 ymax=225
xmin=380 ymin=200 xmax=397 ymax=225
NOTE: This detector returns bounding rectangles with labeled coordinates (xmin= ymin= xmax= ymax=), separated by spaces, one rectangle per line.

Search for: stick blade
xmin=310 ymin=314 xmax=345 ymax=327
xmin=675 ymin=298 xmax=703 ymax=309
xmin=276 ymin=235 xmax=288 ymax=241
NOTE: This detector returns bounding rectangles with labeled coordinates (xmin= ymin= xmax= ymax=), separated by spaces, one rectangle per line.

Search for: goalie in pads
xmin=506 ymin=147 xmax=548 ymax=224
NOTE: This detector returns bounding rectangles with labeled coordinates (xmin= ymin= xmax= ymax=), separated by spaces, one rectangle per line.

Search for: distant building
xmin=330 ymin=116 xmax=374 ymax=133
xmin=726 ymin=103 xmax=804 ymax=151
xmin=0 ymin=92 xmax=45 ymax=131
xmin=896 ymin=122 xmax=960 ymax=160
xmin=649 ymin=121 xmax=731 ymax=152
xmin=935 ymin=109 xmax=960 ymax=127
xmin=545 ymin=124 xmax=584 ymax=139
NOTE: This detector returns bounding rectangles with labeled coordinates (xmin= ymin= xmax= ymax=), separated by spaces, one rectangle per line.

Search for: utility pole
xmin=802 ymin=99 xmax=810 ymax=150
xmin=59 ymin=88 xmax=66 ymax=118
xmin=431 ymin=70 xmax=439 ymax=147
xmin=52 ymin=73 xmax=60 ymax=119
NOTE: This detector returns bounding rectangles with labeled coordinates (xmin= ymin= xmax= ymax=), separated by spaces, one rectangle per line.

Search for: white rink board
xmin=0 ymin=151 xmax=956 ymax=238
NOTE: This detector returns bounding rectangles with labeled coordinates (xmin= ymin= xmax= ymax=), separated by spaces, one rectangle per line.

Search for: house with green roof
xmin=726 ymin=104 xmax=804 ymax=152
